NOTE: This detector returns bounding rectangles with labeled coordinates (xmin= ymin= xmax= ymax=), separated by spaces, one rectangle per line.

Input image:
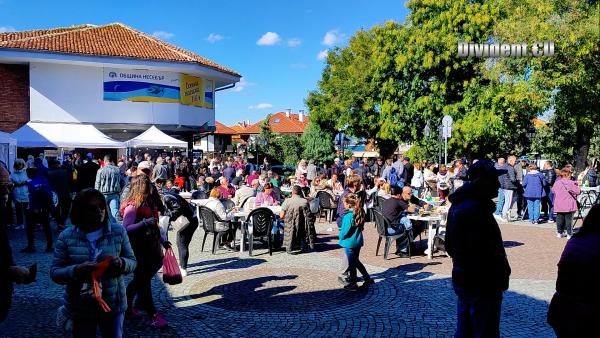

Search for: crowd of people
xmin=0 ymin=150 xmax=598 ymax=337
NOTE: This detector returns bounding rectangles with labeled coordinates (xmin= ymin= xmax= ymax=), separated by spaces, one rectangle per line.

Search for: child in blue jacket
xmin=338 ymin=193 xmax=374 ymax=290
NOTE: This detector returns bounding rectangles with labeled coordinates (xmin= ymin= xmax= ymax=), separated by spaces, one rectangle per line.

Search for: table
xmin=407 ymin=214 xmax=443 ymax=259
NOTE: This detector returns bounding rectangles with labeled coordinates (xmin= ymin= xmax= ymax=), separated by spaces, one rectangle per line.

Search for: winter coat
xmin=338 ymin=210 xmax=364 ymax=248
xmin=411 ymin=169 xmax=424 ymax=188
xmin=499 ymin=164 xmax=518 ymax=190
xmin=47 ymin=167 xmax=71 ymax=197
xmin=522 ymin=170 xmax=547 ymax=199
xmin=548 ymin=230 xmax=600 ymax=335
xmin=95 ymin=164 xmax=124 ymax=195
xmin=551 ymin=178 xmax=581 ymax=213
xmin=446 ymin=182 xmax=511 ymax=292
xmin=9 ymin=169 xmax=29 ymax=203
xmin=282 ymin=196 xmax=316 ymax=250
xmin=50 ymin=223 xmax=136 ymax=319
xmin=541 ymin=169 xmax=557 ymax=189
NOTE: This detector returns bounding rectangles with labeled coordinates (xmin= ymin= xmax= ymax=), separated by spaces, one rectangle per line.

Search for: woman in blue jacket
xmin=50 ymin=189 xmax=136 ymax=337
xmin=338 ymin=193 xmax=374 ymax=291
xmin=522 ymin=164 xmax=547 ymax=224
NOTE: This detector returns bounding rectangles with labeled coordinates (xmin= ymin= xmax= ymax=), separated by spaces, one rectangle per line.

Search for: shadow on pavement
xmin=186 ymin=257 xmax=267 ymax=275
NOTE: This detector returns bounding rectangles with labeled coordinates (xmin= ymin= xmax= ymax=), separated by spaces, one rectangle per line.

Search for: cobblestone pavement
xmin=1 ymin=218 xmax=559 ymax=337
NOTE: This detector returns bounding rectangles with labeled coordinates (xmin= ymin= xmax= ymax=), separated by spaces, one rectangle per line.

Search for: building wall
xmin=0 ymin=64 xmax=30 ymax=133
xmin=29 ymin=62 xmax=214 ymax=127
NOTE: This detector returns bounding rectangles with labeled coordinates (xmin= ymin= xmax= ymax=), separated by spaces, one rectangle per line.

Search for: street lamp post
xmin=437 ymin=124 xmax=443 ymax=165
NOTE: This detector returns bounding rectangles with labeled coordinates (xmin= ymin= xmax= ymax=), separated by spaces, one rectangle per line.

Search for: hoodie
xmin=445 ymin=182 xmax=511 ymax=292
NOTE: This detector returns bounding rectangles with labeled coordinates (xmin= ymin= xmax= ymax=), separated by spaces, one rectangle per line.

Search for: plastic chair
xmin=198 ymin=206 xmax=229 ymax=254
xmin=316 ymin=191 xmax=336 ymax=222
xmin=372 ymin=208 xmax=411 ymax=260
xmin=244 ymin=207 xmax=276 ymax=256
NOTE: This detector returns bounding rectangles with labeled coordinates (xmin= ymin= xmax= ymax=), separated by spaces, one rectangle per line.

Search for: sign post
xmin=441 ymin=115 xmax=453 ymax=165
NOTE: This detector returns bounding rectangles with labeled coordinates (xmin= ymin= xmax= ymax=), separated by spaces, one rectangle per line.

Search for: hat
xmin=403 ymin=156 xmax=410 ymax=162
xmin=466 ymin=159 xmax=507 ymax=180
xmin=519 ymin=156 xmax=529 ymax=161
xmin=137 ymin=161 xmax=152 ymax=171
xmin=86 ymin=152 xmax=93 ymax=159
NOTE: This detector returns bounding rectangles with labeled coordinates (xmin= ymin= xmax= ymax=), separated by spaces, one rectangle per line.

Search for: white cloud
xmin=0 ymin=26 xmax=16 ymax=33
xmin=206 ymin=33 xmax=224 ymax=43
xmin=322 ymin=29 xmax=345 ymax=46
xmin=152 ymin=31 xmax=174 ymax=39
xmin=287 ymin=38 xmax=302 ymax=47
xmin=290 ymin=63 xmax=307 ymax=69
xmin=232 ymin=77 xmax=256 ymax=92
xmin=317 ymin=50 xmax=329 ymax=61
xmin=257 ymin=32 xmax=281 ymax=46
xmin=248 ymin=103 xmax=273 ymax=110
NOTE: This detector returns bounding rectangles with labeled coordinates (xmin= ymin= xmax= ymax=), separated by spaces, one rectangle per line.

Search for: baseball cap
xmin=466 ymin=159 xmax=507 ymax=181
xmin=519 ymin=156 xmax=529 ymax=161
xmin=403 ymin=156 xmax=410 ymax=162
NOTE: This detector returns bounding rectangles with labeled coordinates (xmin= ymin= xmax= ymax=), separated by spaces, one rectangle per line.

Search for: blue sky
xmin=0 ymin=0 xmax=409 ymax=126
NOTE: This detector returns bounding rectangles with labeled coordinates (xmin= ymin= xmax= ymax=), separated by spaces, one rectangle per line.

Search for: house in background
xmin=194 ymin=121 xmax=237 ymax=153
xmin=234 ymin=109 xmax=309 ymax=144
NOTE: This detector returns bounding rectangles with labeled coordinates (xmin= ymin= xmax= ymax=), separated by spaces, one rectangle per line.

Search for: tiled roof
xmin=238 ymin=111 xmax=309 ymax=134
xmin=214 ymin=121 xmax=237 ymax=135
xmin=0 ymin=23 xmax=240 ymax=77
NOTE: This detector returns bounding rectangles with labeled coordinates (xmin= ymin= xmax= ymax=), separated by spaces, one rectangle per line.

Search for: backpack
xmin=584 ymin=169 xmax=597 ymax=187
xmin=388 ymin=167 xmax=398 ymax=187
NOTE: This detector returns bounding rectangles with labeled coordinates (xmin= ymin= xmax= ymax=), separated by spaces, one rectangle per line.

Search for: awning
xmin=11 ymin=122 xmax=125 ymax=148
xmin=352 ymin=151 xmax=380 ymax=158
xmin=126 ymin=125 xmax=187 ymax=148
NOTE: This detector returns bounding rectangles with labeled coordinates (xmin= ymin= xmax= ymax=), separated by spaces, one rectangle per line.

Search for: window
xmin=273 ymin=118 xmax=280 ymax=124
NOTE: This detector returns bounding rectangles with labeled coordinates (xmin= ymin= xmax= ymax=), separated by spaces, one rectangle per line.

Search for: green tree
xmin=258 ymin=114 xmax=280 ymax=160
xmin=275 ymin=135 xmax=303 ymax=166
xmin=300 ymin=123 xmax=336 ymax=162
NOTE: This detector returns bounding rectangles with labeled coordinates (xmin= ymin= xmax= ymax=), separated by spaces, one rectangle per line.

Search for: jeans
xmin=526 ymin=198 xmax=541 ymax=222
xmin=494 ymin=189 xmax=504 ymax=215
xmin=453 ymin=284 xmax=503 ymax=338
xmin=542 ymin=191 xmax=555 ymax=220
xmin=104 ymin=193 xmax=120 ymax=225
xmin=556 ymin=212 xmax=574 ymax=235
xmin=344 ymin=246 xmax=370 ymax=285
xmin=387 ymin=216 xmax=424 ymax=253
xmin=72 ymin=312 xmax=124 ymax=338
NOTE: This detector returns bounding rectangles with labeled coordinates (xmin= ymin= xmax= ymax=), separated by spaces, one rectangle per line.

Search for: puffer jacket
xmin=50 ymin=222 xmax=136 ymax=319
xmin=9 ymin=169 xmax=29 ymax=203
xmin=499 ymin=164 xmax=518 ymax=190
xmin=523 ymin=170 xmax=547 ymax=199
xmin=94 ymin=164 xmax=124 ymax=195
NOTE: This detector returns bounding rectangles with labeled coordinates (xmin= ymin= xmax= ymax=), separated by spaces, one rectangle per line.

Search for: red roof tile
xmin=214 ymin=121 xmax=237 ymax=135
xmin=0 ymin=23 xmax=240 ymax=77
xmin=238 ymin=112 xmax=309 ymax=134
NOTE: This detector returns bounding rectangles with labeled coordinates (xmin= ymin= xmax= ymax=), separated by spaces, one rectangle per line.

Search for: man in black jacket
xmin=446 ymin=159 xmax=511 ymax=338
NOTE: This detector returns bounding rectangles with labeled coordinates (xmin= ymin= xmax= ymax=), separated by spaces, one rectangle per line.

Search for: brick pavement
xmin=0 ymin=218 xmax=560 ymax=337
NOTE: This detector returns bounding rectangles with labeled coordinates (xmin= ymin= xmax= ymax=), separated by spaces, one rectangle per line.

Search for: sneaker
xmin=125 ymin=308 xmax=142 ymax=319
xmin=150 ymin=313 xmax=168 ymax=328
xmin=361 ymin=278 xmax=375 ymax=288
xmin=556 ymin=232 xmax=563 ymax=238
xmin=337 ymin=275 xmax=349 ymax=286
xmin=548 ymin=219 xmax=555 ymax=223
xmin=20 ymin=247 xmax=35 ymax=253
xmin=394 ymin=251 xmax=410 ymax=258
xmin=179 ymin=267 xmax=187 ymax=277
xmin=566 ymin=234 xmax=572 ymax=240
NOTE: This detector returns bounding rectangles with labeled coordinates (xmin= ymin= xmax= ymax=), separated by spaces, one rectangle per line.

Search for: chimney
xmin=286 ymin=108 xmax=292 ymax=118
xmin=299 ymin=110 xmax=304 ymax=122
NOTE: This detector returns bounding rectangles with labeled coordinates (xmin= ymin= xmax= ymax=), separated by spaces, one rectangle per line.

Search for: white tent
xmin=126 ymin=125 xmax=187 ymax=148
xmin=11 ymin=122 xmax=125 ymax=148
xmin=0 ymin=131 xmax=17 ymax=171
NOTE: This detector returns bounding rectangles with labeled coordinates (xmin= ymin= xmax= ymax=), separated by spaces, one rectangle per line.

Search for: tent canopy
xmin=126 ymin=125 xmax=187 ymax=148
xmin=11 ymin=122 xmax=125 ymax=148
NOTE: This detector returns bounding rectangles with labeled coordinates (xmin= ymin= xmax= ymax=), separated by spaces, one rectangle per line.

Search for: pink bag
xmin=162 ymin=247 xmax=182 ymax=285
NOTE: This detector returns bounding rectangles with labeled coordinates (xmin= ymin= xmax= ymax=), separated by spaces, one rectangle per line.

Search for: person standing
xmin=494 ymin=158 xmax=506 ymax=218
xmin=446 ymin=160 xmax=511 ymax=337
xmin=522 ymin=164 xmax=547 ymax=224
xmin=501 ymin=156 xmax=519 ymax=222
xmin=47 ymin=159 xmax=71 ymax=231
xmin=401 ymin=156 xmax=414 ymax=188
xmin=436 ymin=164 xmax=452 ymax=200
xmin=338 ymin=193 xmax=373 ymax=291
xmin=78 ymin=153 xmax=100 ymax=192
xmin=308 ymin=160 xmax=319 ymax=185
xmin=514 ymin=156 xmax=529 ymax=219
xmin=9 ymin=159 xmax=29 ymax=230
xmin=410 ymin=162 xmax=424 ymax=199
xmin=121 ymin=175 xmax=169 ymax=328
xmin=541 ymin=161 xmax=557 ymax=222
xmin=95 ymin=155 xmax=125 ymax=225
xmin=551 ymin=168 xmax=581 ymax=239
xmin=50 ymin=189 xmax=136 ymax=337
xmin=22 ymin=167 xmax=54 ymax=253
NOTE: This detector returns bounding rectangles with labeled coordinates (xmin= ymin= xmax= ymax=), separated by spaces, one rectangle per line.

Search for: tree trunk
xmin=574 ymin=120 xmax=592 ymax=172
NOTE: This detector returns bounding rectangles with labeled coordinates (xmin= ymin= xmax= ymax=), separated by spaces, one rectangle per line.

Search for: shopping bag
xmin=162 ymin=247 xmax=182 ymax=285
